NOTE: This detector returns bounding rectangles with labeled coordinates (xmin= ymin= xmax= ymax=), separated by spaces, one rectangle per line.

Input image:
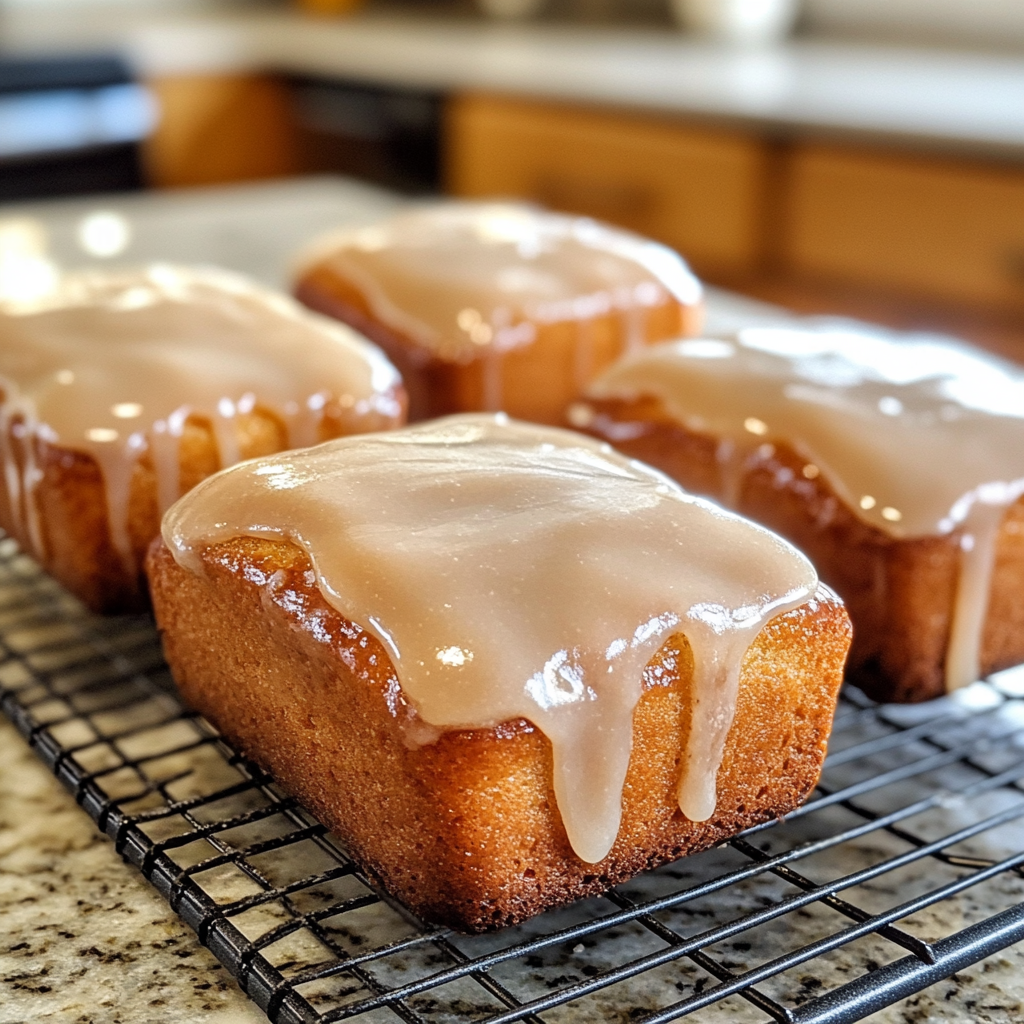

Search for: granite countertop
xmin=0 ymin=715 xmax=268 ymax=1024
xmin=0 ymin=8 xmax=1023 ymax=158
xmin=3 ymin=699 xmax=1024 ymax=1024
xmin=5 ymin=627 xmax=1024 ymax=1024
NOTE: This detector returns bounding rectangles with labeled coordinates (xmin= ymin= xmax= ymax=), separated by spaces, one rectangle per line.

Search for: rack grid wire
xmin=3 ymin=531 xmax=1024 ymax=1024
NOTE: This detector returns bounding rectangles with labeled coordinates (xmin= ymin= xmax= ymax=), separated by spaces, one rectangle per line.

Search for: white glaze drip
xmin=295 ymin=201 xmax=702 ymax=365
xmin=946 ymin=491 xmax=1022 ymax=689
xmin=163 ymin=415 xmax=817 ymax=863
xmin=0 ymin=265 xmax=402 ymax=573
xmin=151 ymin=413 xmax=187 ymax=518
xmin=678 ymin=629 xmax=749 ymax=821
xmin=0 ymin=394 xmax=47 ymax=558
xmin=587 ymin=327 xmax=1024 ymax=691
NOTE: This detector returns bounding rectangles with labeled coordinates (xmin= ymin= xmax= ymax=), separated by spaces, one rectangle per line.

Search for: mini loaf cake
xmin=293 ymin=201 xmax=703 ymax=424
xmin=0 ymin=265 xmax=404 ymax=613
xmin=575 ymin=327 xmax=1024 ymax=703
xmin=149 ymin=415 xmax=850 ymax=931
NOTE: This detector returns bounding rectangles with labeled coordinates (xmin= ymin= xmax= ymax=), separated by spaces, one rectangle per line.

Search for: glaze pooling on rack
xmin=585 ymin=327 xmax=1024 ymax=692
xmin=163 ymin=414 xmax=817 ymax=864
xmin=0 ymin=265 xmax=402 ymax=573
xmin=296 ymin=201 xmax=702 ymax=392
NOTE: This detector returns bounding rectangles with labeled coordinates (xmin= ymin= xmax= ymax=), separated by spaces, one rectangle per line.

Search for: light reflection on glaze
xmin=0 ymin=265 xmax=403 ymax=573
xmin=163 ymin=414 xmax=817 ymax=864
xmin=295 ymin=201 xmax=703 ymax=366
xmin=584 ymin=326 xmax=1024 ymax=691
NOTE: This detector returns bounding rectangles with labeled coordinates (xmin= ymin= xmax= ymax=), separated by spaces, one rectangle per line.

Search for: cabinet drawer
xmin=446 ymin=93 xmax=766 ymax=276
xmin=145 ymin=74 xmax=299 ymax=188
xmin=786 ymin=145 xmax=1024 ymax=310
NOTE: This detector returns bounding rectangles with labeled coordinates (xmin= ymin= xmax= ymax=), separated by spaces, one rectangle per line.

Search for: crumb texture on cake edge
xmin=0 ymin=265 xmax=409 ymax=613
xmin=578 ymin=395 xmax=1024 ymax=703
xmin=293 ymin=215 xmax=705 ymax=424
xmin=147 ymin=534 xmax=850 ymax=932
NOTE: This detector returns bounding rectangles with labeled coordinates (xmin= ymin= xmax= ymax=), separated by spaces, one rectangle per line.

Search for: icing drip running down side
xmin=295 ymin=201 xmax=703 ymax=371
xmin=583 ymin=326 xmax=1024 ymax=692
xmin=0 ymin=265 xmax=403 ymax=572
xmin=163 ymin=415 xmax=817 ymax=864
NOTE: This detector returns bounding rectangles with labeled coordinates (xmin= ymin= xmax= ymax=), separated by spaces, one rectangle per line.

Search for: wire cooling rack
xmin=3 ymin=534 xmax=1024 ymax=1024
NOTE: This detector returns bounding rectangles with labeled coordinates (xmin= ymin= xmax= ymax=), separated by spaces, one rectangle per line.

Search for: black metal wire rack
xmin=3 ymin=532 xmax=1024 ymax=1024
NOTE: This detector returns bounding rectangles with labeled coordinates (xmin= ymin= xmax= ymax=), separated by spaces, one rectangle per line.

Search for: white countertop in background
xmin=1 ymin=8 xmax=1024 ymax=158
xmin=0 ymin=173 xmax=798 ymax=328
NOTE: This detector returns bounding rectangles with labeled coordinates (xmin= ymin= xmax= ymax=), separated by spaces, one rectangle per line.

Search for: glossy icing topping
xmin=583 ymin=326 xmax=1024 ymax=690
xmin=0 ymin=265 xmax=402 ymax=570
xmin=296 ymin=201 xmax=702 ymax=364
xmin=163 ymin=414 xmax=817 ymax=864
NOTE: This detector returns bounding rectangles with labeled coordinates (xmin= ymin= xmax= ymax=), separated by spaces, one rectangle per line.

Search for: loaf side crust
xmin=295 ymin=266 xmax=703 ymax=424
xmin=0 ymin=394 xmax=404 ymax=614
xmin=147 ymin=535 xmax=850 ymax=932
xmin=581 ymin=395 xmax=1024 ymax=703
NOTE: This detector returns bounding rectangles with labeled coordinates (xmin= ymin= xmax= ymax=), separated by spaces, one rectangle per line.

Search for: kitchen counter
xmin=0 ymin=714 xmax=268 ymax=1024
xmin=1 ymin=8 xmax=1023 ymax=159
xmin=5 ymin=627 xmax=1024 ymax=1024
xmin=5 ymin=692 xmax=1024 ymax=1024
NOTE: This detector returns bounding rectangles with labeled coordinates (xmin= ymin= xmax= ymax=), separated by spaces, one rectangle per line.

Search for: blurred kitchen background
xmin=0 ymin=0 xmax=1022 ymax=355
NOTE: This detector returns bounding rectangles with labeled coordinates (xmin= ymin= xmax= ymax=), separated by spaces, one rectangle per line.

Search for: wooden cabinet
xmin=141 ymin=79 xmax=1024 ymax=324
xmin=445 ymin=92 xmax=1024 ymax=322
xmin=144 ymin=75 xmax=300 ymax=189
xmin=446 ymin=93 xmax=768 ymax=278
xmin=784 ymin=145 xmax=1024 ymax=312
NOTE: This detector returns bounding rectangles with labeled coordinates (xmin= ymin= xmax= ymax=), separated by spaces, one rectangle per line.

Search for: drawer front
xmin=446 ymin=93 xmax=766 ymax=276
xmin=786 ymin=145 xmax=1024 ymax=310
xmin=145 ymin=75 xmax=299 ymax=188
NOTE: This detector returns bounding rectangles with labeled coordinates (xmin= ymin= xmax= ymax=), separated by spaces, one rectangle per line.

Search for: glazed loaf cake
xmin=0 ymin=265 xmax=405 ymax=612
xmin=149 ymin=415 xmax=851 ymax=930
xmin=294 ymin=201 xmax=703 ymax=424
xmin=577 ymin=328 xmax=1024 ymax=703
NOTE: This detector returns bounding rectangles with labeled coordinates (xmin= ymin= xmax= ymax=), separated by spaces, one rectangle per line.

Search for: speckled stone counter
xmin=4 ymin=706 xmax=1024 ymax=1024
xmin=0 ymin=715 xmax=267 ymax=1024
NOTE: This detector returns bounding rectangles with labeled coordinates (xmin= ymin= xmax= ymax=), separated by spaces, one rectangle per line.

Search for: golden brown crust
xmin=147 ymin=535 xmax=850 ymax=932
xmin=0 ymin=395 xmax=405 ymax=614
xmin=581 ymin=395 xmax=1024 ymax=703
xmin=295 ymin=265 xmax=703 ymax=424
